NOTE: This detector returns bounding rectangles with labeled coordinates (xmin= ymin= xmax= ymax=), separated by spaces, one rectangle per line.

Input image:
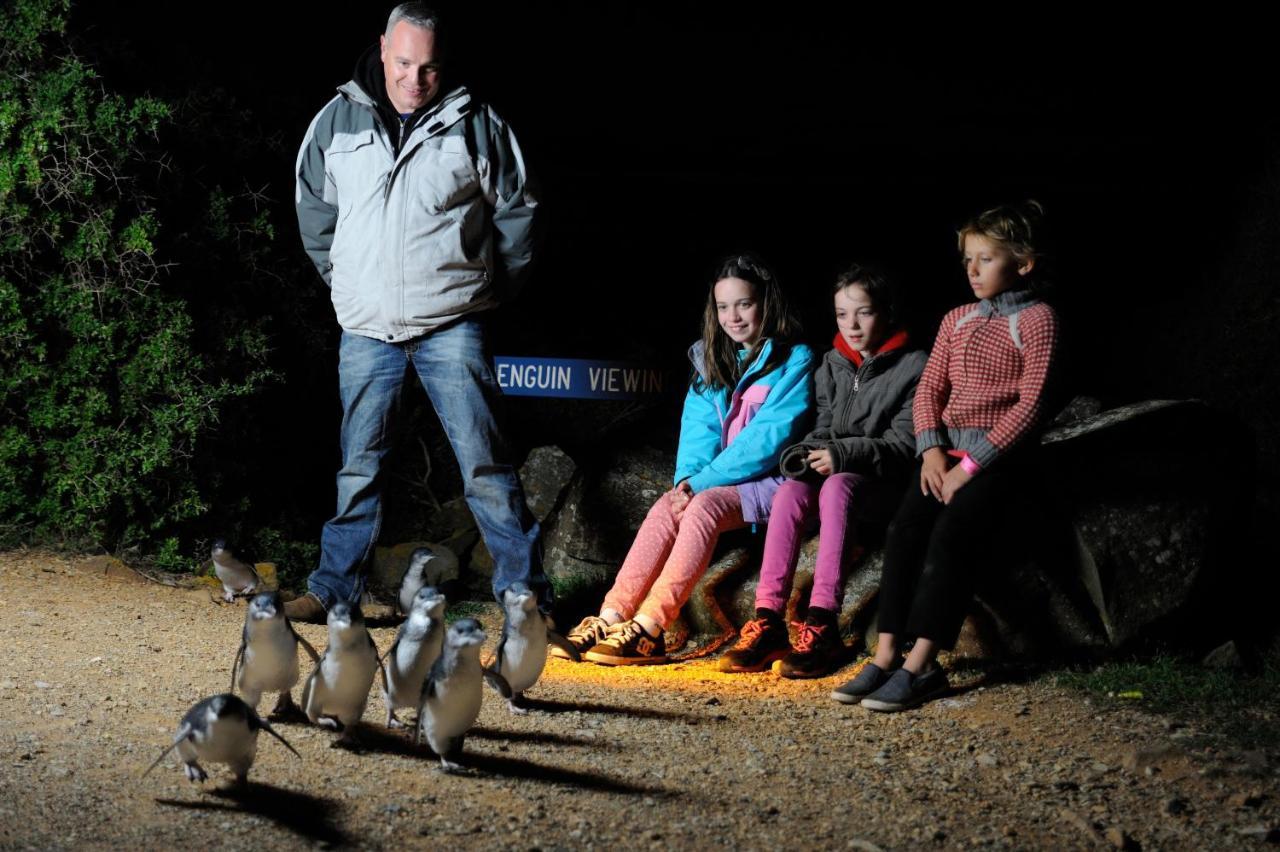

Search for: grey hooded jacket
xmin=779 ymin=343 xmax=928 ymax=483
xmin=295 ymin=77 xmax=537 ymax=343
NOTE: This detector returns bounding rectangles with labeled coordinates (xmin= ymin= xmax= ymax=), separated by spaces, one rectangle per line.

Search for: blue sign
xmin=494 ymin=356 xmax=667 ymax=400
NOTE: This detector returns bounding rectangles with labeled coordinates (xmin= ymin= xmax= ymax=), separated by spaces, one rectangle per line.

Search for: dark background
xmin=66 ymin=5 xmax=1280 ymax=546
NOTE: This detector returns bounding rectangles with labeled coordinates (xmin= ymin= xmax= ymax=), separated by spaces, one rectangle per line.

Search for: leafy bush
xmin=0 ymin=0 xmax=274 ymax=550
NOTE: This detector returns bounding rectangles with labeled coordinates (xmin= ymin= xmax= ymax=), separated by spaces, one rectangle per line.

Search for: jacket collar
xmin=977 ymin=287 xmax=1040 ymax=318
xmin=341 ymin=46 xmax=473 ymax=140
xmin=688 ymin=338 xmax=778 ymax=390
xmin=833 ymin=328 xmax=909 ymax=367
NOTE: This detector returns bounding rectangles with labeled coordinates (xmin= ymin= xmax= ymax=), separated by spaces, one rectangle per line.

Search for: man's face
xmin=380 ymin=21 xmax=442 ymax=113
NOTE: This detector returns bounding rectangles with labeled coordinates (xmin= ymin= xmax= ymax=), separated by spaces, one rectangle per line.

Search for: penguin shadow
xmin=329 ymin=724 xmax=440 ymax=760
xmin=518 ymin=697 xmax=703 ymax=723
xmin=454 ymin=751 xmax=670 ymax=796
xmin=155 ymin=781 xmax=350 ymax=845
xmin=469 ymin=725 xmax=623 ymax=750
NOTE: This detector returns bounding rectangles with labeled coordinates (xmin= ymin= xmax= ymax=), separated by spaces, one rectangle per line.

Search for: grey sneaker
xmin=830 ymin=661 xmax=896 ymax=704
xmin=860 ymin=666 xmax=950 ymax=712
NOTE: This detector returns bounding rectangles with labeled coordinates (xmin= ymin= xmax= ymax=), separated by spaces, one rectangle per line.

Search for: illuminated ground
xmin=1 ymin=551 xmax=1276 ymax=850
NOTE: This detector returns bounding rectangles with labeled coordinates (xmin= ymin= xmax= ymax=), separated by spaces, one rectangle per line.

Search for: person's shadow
xmin=156 ymin=781 xmax=350 ymax=845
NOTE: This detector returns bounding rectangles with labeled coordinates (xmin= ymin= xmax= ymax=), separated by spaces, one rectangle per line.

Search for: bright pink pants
xmin=755 ymin=473 xmax=878 ymax=614
xmin=601 ymin=486 xmax=746 ymax=630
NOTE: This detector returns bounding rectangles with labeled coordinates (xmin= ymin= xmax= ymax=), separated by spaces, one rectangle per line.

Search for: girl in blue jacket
xmin=556 ymin=254 xmax=815 ymax=665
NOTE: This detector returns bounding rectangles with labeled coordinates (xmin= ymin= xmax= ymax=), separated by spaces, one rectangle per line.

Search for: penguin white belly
xmin=387 ymin=635 xmax=441 ymax=711
xmin=500 ymin=632 xmax=547 ymax=695
xmin=242 ymin=631 xmax=299 ymax=693
xmin=318 ymin=650 xmax=378 ymax=723
xmin=188 ymin=715 xmax=258 ymax=767
xmin=423 ymin=675 xmax=482 ymax=750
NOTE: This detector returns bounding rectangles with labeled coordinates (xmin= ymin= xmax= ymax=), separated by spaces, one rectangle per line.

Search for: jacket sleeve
xmin=485 ymin=109 xmax=540 ymax=298
xmin=295 ymin=103 xmax=339 ymax=286
xmin=779 ymin=356 xmax=834 ymax=480
xmin=969 ymin=306 xmax=1061 ymax=468
xmin=913 ymin=310 xmax=957 ymax=454
xmin=826 ymin=352 xmax=926 ymax=479
xmin=674 ymin=383 xmax=723 ymax=486
xmin=686 ymin=345 xmax=816 ymax=493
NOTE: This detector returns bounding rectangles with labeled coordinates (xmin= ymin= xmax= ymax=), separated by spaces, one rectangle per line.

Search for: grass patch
xmin=1055 ymin=652 xmax=1280 ymax=749
xmin=444 ymin=601 xmax=488 ymax=624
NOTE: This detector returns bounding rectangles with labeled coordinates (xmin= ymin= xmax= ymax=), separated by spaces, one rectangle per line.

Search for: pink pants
xmin=755 ymin=473 xmax=880 ymax=614
xmin=601 ymin=486 xmax=746 ymax=630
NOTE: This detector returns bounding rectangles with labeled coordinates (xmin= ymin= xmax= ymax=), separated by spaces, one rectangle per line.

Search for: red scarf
xmin=833 ymin=328 xmax=909 ymax=366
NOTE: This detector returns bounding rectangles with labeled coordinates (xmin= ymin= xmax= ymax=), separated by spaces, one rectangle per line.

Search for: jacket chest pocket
xmin=405 ymin=146 xmax=481 ymax=214
xmin=737 ymin=384 xmax=772 ymax=424
xmin=325 ymin=130 xmax=385 ymax=209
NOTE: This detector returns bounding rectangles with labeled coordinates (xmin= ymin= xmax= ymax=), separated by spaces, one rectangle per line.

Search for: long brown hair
xmin=693 ymin=253 xmax=802 ymax=393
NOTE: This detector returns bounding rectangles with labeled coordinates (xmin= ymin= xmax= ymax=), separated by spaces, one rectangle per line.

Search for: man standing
xmin=288 ymin=3 xmax=549 ymax=622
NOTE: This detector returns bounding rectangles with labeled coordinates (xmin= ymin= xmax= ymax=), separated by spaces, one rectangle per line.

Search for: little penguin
xmin=416 ymin=618 xmax=511 ymax=770
xmin=231 ymin=592 xmax=321 ymax=715
xmin=211 ymin=539 xmax=261 ymax=603
xmin=300 ymin=601 xmax=385 ymax=743
xmin=397 ymin=546 xmax=444 ymax=614
xmin=487 ymin=582 xmax=579 ymax=714
xmin=142 ymin=693 xmax=299 ymax=784
xmin=381 ymin=585 xmax=447 ymax=728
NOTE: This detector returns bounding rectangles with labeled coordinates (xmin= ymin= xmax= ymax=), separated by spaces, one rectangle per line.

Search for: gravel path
xmin=1 ymin=551 xmax=1276 ymax=850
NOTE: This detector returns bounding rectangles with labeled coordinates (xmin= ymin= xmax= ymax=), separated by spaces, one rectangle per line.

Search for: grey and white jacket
xmin=295 ymin=66 xmax=538 ymax=342
xmin=778 ymin=341 xmax=927 ymax=484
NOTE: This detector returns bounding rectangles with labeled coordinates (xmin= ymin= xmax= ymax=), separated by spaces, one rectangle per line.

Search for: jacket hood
xmin=832 ymin=328 xmax=910 ymax=367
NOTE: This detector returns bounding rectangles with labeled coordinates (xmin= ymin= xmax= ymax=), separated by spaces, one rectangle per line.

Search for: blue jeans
xmin=307 ymin=319 xmax=549 ymax=610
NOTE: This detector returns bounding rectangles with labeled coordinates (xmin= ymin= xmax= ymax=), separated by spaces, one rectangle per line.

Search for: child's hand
xmin=940 ymin=464 xmax=972 ymax=504
xmin=669 ymin=481 xmax=693 ymax=519
xmin=920 ymin=447 xmax=950 ymax=501
xmin=806 ymin=449 xmax=834 ymax=476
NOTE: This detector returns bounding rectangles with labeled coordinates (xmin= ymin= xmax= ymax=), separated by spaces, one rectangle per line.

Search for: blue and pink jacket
xmin=675 ymin=338 xmax=816 ymax=523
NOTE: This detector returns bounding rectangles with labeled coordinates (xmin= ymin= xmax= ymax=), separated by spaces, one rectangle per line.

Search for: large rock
xmin=464 ymin=445 xmax=580 ymax=595
xmin=367 ymin=541 xmax=459 ymax=599
xmin=541 ymin=446 xmax=671 ymax=605
xmin=546 ymin=398 xmax=1251 ymax=661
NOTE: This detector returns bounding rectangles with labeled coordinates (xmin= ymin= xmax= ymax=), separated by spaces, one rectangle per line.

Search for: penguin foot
xmin=268 ymin=692 xmax=294 ymax=715
xmin=316 ymin=716 xmax=344 ymax=732
xmin=506 ymin=699 xmax=529 ymax=716
xmin=184 ymin=763 xmax=208 ymax=783
xmin=222 ymin=591 xmax=236 ymax=603
xmin=437 ymin=757 xmax=465 ymax=773
xmin=332 ymin=730 xmax=364 ymax=751
xmin=386 ymin=713 xmax=408 ymax=729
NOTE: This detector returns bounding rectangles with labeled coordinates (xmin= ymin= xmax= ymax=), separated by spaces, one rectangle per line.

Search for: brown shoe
xmin=283 ymin=592 xmax=326 ymax=624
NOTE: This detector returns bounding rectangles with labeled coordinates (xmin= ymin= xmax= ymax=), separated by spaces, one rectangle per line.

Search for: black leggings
xmin=876 ymin=456 xmax=1035 ymax=649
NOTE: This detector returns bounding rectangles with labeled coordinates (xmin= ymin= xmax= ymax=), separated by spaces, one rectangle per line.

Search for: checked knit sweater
xmin=914 ymin=288 xmax=1060 ymax=469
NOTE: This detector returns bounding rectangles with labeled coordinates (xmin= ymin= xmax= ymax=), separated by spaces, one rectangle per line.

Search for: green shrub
xmin=0 ymin=0 xmax=271 ymax=550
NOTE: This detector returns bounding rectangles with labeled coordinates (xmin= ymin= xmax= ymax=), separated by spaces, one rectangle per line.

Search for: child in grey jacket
xmin=720 ymin=264 xmax=927 ymax=679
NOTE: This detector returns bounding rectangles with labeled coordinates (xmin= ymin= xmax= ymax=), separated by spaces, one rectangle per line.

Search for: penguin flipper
xmin=252 ymin=713 xmax=302 ymax=760
xmin=381 ymin=635 xmax=400 ymax=665
xmin=142 ymin=724 xmax=192 ymax=778
xmin=483 ymin=668 xmax=513 ymax=699
xmin=230 ymin=641 xmax=246 ymax=694
xmin=292 ymin=628 xmax=321 ymax=664
xmin=547 ymin=630 xmax=581 ymax=663
xmin=301 ymin=664 xmax=322 ymax=723
xmin=367 ymin=633 xmax=389 ymax=694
